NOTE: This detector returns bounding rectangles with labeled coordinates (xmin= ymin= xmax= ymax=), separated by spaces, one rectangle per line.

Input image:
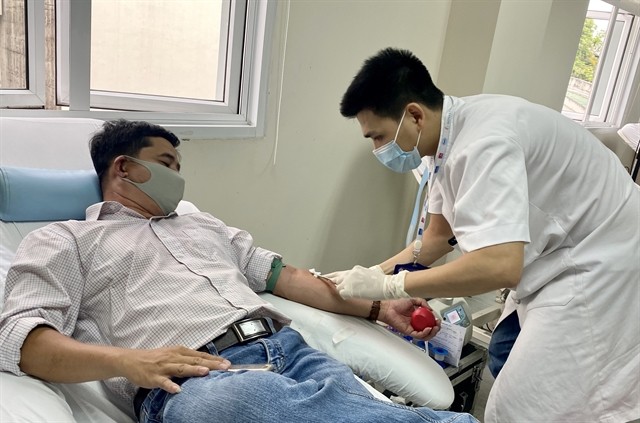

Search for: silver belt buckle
xmin=231 ymin=317 xmax=273 ymax=343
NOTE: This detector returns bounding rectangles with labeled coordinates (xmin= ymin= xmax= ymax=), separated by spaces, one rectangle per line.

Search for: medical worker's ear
xmin=406 ymin=102 xmax=425 ymax=128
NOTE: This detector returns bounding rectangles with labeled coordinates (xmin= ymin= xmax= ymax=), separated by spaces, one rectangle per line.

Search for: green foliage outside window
xmin=572 ymin=18 xmax=605 ymax=82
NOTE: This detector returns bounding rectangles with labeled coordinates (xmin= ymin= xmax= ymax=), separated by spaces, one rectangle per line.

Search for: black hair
xmin=89 ymin=119 xmax=181 ymax=185
xmin=340 ymin=48 xmax=444 ymax=119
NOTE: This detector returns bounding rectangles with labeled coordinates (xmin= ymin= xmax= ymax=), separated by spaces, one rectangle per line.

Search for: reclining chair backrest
xmin=0 ymin=120 xmax=136 ymax=423
xmin=0 ymin=167 xmax=102 ymax=278
xmin=0 ymin=117 xmax=456 ymax=411
xmin=0 ymin=167 xmax=101 ymax=223
xmin=0 ymin=117 xmax=105 ymax=285
xmin=0 ymin=117 xmax=199 ymax=273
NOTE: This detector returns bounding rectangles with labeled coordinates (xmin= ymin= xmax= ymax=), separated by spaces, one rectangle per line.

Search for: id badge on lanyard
xmin=393 ymin=262 xmax=429 ymax=274
xmin=401 ymin=96 xmax=457 ymax=269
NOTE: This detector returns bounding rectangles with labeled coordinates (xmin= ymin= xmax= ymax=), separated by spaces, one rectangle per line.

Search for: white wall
xmin=437 ymin=0 xmax=639 ymax=170
xmin=179 ymin=0 xmax=450 ymax=271
xmin=483 ymin=0 xmax=589 ymax=110
xmin=437 ymin=0 xmax=590 ymax=111
xmin=180 ymin=0 xmax=639 ymax=272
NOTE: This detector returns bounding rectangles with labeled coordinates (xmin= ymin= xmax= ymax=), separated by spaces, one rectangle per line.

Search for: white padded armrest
xmin=0 ymin=372 xmax=135 ymax=423
xmin=0 ymin=373 xmax=75 ymax=422
xmin=259 ymin=293 xmax=454 ymax=409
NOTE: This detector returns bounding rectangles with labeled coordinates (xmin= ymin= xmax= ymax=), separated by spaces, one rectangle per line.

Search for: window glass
xmin=90 ymin=0 xmax=226 ymax=102
xmin=0 ymin=0 xmax=27 ymax=90
xmin=0 ymin=0 xmax=274 ymax=138
xmin=562 ymin=0 xmax=637 ymax=125
xmin=563 ymin=1 xmax=611 ymax=117
xmin=54 ymin=0 xmax=251 ymax=115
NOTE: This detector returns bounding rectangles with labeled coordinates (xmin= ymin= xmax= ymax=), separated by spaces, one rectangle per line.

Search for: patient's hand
xmin=379 ymin=298 xmax=440 ymax=341
xmin=120 ymin=346 xmax=231 ymax=394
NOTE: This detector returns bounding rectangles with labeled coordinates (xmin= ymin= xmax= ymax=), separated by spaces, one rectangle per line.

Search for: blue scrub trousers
xmin=487 ymin=310 xmax=520 ymax=379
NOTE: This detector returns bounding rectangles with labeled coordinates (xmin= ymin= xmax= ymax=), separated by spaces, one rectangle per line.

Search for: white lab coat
xmin=430 ymin=95 xmax=639 ymax=422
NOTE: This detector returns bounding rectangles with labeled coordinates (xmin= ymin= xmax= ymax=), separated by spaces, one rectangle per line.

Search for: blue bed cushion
xmin=0 ymin=167 xmax=101 ymax=222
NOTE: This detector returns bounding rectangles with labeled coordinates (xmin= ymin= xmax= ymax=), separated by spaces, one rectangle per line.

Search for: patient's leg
xmin=141 ymin=328 xmax=478 ymax=422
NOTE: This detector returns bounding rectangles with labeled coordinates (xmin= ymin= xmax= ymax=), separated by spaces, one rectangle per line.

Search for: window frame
xmin=564 ymin=6 xmax=640 ymax=127
xmin=1 ymin=0 xmax=278 ymax=140
xmin=0 ymin=0 xmax=46 ymax=108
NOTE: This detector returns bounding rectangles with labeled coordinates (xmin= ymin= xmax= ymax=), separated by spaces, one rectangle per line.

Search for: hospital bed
xmin=0 ymin=117 xmax=453 ymax=422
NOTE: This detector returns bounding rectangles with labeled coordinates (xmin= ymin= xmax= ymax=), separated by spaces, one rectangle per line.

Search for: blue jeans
xmin=488 ymin=310 xmax=520 ymax=379
xmin=139 ymin=327 xmax=478 ymax=423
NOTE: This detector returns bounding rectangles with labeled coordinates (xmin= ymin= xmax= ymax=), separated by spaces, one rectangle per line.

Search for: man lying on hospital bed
xmin=0 ymin=119 xmax=478 ymax=423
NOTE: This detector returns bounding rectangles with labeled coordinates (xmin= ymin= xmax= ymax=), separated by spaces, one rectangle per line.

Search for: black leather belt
xmin=197 ymin=317 xmax=283 ymax=354
xmin=133 ymin=317 xmax=283 ymax=420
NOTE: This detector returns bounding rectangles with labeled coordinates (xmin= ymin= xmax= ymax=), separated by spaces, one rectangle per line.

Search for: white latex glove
xmin=337 ymin=266 xmax=411 ymax=300
xmin=323 ymin=264 xmax=384 ymax=285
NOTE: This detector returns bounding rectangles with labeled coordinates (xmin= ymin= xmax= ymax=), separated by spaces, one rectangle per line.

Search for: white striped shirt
xmin=0 ymin=201 xmax=289 ymax=403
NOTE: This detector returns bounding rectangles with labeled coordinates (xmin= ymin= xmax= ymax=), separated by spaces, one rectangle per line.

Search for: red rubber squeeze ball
xmin=411 ymin=307 xmax=436 ymax=331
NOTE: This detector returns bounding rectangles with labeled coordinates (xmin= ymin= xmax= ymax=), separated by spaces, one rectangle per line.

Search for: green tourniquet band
xmin=266 ymin=257 xmax=284 ymax=292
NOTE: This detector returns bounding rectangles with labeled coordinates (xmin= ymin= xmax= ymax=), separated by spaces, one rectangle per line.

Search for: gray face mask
xmin=123 ymin=156 xmax=185 ymax=215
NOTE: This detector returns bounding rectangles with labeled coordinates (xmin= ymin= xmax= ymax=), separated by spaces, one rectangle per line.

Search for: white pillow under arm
xmin=259 ymin=293 xmax=454 ymax=410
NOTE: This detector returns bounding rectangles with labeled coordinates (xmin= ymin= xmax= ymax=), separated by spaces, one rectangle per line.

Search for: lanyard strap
xmin=406 ymin=168 xmax=430 ymax=246
xmin=408 ymin=96 xmax=456 ymax=261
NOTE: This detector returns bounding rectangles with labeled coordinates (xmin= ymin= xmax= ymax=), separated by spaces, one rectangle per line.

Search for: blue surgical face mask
xmin=373 ymin=111 xmax=422 ymax=173
xmin=123 ymin=156 xmax=185 ymax=215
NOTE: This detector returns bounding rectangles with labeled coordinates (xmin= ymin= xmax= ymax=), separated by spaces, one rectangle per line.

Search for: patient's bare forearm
xmin=20 ymin=326 xmax=124 ymax=383
xmin=20 ymin=326 xmax=231 ymax=393
xmin=273 ymin=265 xmax=372 ymax=318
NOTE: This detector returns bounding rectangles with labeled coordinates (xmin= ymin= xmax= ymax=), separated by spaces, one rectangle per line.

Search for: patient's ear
xmin=112 ymin=155 xmax=128 ymax=178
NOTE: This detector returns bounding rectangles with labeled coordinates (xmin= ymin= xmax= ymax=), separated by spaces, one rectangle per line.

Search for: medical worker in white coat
xmin=328 ymin=48 xmax=640 ymax=422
